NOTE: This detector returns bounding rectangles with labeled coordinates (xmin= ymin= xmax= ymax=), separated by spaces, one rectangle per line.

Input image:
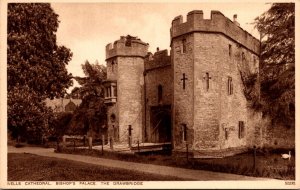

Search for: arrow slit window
xmin=182 ymin=39 xmax=187 ymax=53
xmin=228 ymin=76 xmax=233 ymax=95
xmin=238 ymin=121 xmax=245 ymax=139
xmin=158 ymin=84 xmax=162 ymax=103
xmin=181 ymin=124 xmax=187 ymax=142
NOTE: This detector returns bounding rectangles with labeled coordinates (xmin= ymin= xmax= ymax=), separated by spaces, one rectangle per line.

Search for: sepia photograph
xmin=0 ymin=0 xmax=298 ymax=189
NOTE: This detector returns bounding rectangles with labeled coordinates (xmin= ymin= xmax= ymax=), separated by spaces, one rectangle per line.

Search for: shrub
xmin=15 ymin=143 xmax=25 ymax=148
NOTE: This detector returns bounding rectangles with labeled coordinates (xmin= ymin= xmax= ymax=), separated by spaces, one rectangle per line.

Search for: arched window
xmin=158 ymin=84 xmax=163 ymax=103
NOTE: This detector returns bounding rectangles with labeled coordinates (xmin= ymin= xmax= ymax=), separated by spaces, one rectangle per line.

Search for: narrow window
xmin=242 ymin=52 xmax=245 ymax=62
xmin=113 ymin=125 xmax=119 ymax=141
xmin=182 ymin=39 xmax=187 ymax=53
xmin=158 ymin=84 xmax=162 ymax=103
xmin=238 ymin=121 xmax=245 ymax=139
xmin=182 ymin=124 xmax=187 ymax=142
xmin=105 ymin=87 xmax=108 ymax=98
xmin=111 ymin=61 xmax=115 ymax=72
xmin=107 ymin=87 xmax=111 ymax=97
xmin=228 ymin=76 xmax=233 ymax=95
xmin=253 ymin=55 xmax=256 ymax=65
xmin=229 ymin=44 xmax=232 ymax=57
xmin=113 ymin=85 xmax=117 ymax=97
xmin=225 ymin=128 xmax=229 ymax=140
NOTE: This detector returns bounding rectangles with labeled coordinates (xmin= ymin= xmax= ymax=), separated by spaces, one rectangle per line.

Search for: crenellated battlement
xmin=144 ymin=49 xmax=171 ymax=71
xmin=171 ymin=10 xmax=260 ymax=55
xmin=106 ymin=35 xmax=149 ymax=60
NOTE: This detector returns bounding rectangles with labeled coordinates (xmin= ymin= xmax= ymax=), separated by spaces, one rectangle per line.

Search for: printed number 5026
xmin=285 ymin=181 xmax=295 ymax=185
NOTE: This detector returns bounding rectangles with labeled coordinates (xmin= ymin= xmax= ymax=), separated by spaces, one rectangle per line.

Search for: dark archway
xmin=150 ymin=105 xmax=171 ymax=143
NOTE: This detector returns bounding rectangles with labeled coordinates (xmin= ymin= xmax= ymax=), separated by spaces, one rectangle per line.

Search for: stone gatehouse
xmin=103 ymin=10 xmax=264 ymax=157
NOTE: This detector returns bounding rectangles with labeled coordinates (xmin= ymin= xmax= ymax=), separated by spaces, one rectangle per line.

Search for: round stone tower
xmin=105 ymin=35 xmax=148 ymax=144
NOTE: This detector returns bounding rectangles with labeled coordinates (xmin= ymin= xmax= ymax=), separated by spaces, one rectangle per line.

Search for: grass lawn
xmin=7 ymin=153 xmax=184 ymax=181
xmin=59 ymin=148 xmax=295 ymax=180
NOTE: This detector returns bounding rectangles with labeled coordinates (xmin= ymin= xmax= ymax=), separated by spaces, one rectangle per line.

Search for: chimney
xmin=156 ymin=47 xmax=159 ymax=52
xmin=233 ymin=14 xmax=240 ymax=26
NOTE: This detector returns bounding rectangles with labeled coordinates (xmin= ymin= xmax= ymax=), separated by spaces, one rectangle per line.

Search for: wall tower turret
xmin=105 ymin=35 xmax=148 ymax=144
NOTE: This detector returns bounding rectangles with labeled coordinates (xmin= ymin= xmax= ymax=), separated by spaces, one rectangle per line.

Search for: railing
xmin=150 ymin=118 xmax=163 ymax=141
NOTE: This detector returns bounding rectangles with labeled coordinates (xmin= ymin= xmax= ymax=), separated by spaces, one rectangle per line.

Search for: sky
xmin=51 ymin=2 xmax=271 ymax=91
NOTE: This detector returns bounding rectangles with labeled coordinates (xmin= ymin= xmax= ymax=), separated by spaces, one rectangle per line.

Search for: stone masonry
xmin=170 ymin=10 xmax=261 ymax=156
xmin=105 ymin=36 xmax=148 ymax=144
xmin=144 ymin=50 xmax=172 ymax=143
xmin=103 ymin=10 xmax=293 ymax=156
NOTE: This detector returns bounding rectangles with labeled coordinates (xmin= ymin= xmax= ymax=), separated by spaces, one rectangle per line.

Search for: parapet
xmin=106 ymin=35 xmax=149 ymax=60
xmin=145 ymin=49 xmax=171 ymax=71
xmin=171 ymin=10 xmax=260 ymax=55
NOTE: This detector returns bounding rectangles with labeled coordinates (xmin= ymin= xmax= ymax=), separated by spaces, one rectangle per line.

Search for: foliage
xmin=254 ymin=3 xmax=295 ymax=127
xmin=49 ymin=112 xmax=73 ymax=140
xmin=8 ymin=85 xmax=54 ymax=141
xmin=239 ymin=71 xmax=261 ymax=110
xmin=69 ymin=61 xmax=107 ymax=136
xmin=236 ymin=51 xmax=261 ymax=110
xmin=7 ymin=3 xmax=73 ymax=141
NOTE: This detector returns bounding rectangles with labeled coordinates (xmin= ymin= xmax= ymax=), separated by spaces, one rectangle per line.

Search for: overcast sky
xmin=51 ymin=3 xmax=271 ymax=90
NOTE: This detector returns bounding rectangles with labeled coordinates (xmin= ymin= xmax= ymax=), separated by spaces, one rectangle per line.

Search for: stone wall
xmin=171 ymin=10 xmax=260 ymax=55
xmin=145 ymin=50 xmax=171 ymax=71
xmin=106 ymin=36 xmax=148 ymax=59
xmin=171 ymin=10 xmax=261 ymax=154
xmin=106 ymin=36 xmax=148 ymax=144
xmin=193 ymin=33 xmax=223 ymax=150
xmin=145 ymin=67 xmax=172 ymax=106
xmin=216 ymin=34 xmax=259 ymax=150
xmin=107 ymin=103 xmax=119 ymax=141
xmin=102 ymin=10 xmax=293 ymax=156
xmin=144 ymin=54 xmax=172 ymax=142
xmin=117 ymin=56 xmax=145 ymax=143
xmin=262 ymin=120 xmax=295 ymax=149
xmin=172 ymin=33 xmax=195 ymax=150
xmin=106 ymin=43 xmax=119 ymax=143
xmin=106 ymin=58 xmax=118 ymax=81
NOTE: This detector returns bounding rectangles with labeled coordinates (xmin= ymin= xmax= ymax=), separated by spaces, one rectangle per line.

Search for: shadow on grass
xmin=8 ymin=153 xmax=185 ymax=181
xmin=57 ymin=147 xmax=295 ymax=180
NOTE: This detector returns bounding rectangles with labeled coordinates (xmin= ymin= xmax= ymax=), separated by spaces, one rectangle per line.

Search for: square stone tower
xmin=170 ymin=10 xmax=261 ymax=157
xmin=105 ymin=35 xmax=148 ymax=144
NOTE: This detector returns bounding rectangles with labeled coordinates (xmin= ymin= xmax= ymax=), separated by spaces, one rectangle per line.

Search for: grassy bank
xmin=58 ymin=147 xmax=295 ymax=180
xmin=8 ymin=153 xmax=185 ymax=181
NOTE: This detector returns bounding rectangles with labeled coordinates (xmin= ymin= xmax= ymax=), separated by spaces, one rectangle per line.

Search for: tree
xmin=48 ymin=112 xmax=73 ymax=150
xmin=68 ymin=61 xmax=107 ymax=137
xmin=254 ymin=3 xmax=295 ymax=127
xmin=7 ymin=3 xmax=73 ymax=141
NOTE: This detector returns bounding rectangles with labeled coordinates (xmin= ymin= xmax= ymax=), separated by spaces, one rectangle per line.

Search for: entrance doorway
xmin=150 ymin=105 xmax=171 ymax=143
